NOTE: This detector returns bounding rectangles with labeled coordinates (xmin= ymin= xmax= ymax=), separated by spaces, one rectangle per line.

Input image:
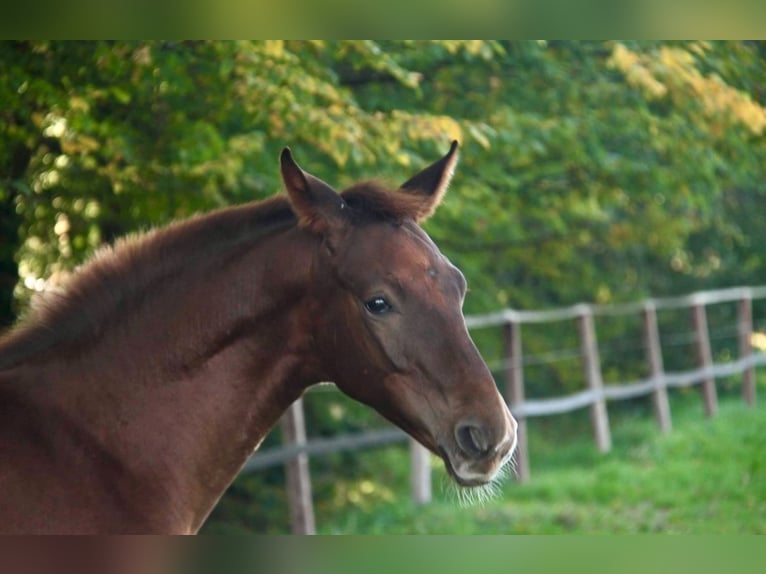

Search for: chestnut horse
xmin=0 ymin=142 xmax=516 ymax=533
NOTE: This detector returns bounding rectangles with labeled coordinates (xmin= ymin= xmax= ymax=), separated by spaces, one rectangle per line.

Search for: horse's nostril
xmin=455 ymin=421 xmax=491 ymax=459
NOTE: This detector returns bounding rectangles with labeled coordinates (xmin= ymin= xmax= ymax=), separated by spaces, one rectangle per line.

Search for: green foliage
xmin=3 ymin=41 xmax=765 ymax=314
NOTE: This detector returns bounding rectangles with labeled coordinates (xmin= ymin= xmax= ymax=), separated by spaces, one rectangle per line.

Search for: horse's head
xmin=280 ymin=142 xmax=517 ymax=488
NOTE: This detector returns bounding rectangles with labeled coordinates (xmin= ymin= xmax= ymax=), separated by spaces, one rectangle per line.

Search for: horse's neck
xmin=10 ymin=224 xmax=323 ymax=533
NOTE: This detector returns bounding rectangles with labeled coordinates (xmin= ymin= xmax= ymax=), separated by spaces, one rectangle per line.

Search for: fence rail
xmin=243 ymin=427 xmax=406 ymax=472
xmin=244 ymin=285 xmax=764 ymax=533
xmin=512 ymin=352 xmax=766 ymax=418
xmin=464 ymin=285 xmax=766 ymax=327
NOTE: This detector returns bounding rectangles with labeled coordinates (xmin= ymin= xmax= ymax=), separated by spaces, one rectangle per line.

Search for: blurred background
xmin=1 ymin=41 xmax=764 ymax=534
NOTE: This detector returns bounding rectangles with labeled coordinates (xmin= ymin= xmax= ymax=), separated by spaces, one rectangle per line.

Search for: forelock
xmin=340 ymin=182 xmax=423 ymax=224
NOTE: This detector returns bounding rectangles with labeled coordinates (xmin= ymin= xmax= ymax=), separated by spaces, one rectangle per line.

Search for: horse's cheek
xmin=362 ymin=320 xmax=407 ymax=372
xmin=380 ymin=332 xmax=409 ymax=372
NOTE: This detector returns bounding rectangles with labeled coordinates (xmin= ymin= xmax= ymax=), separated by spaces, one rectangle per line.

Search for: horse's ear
xmin=280 ymin=148 xmax=348 ymax=241
xmin=399 ymin=140 xmax=459 ymax=222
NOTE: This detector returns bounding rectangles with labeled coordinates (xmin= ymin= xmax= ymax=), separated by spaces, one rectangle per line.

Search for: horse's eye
xmin=365 ymin=296 xmax=393 ymax=315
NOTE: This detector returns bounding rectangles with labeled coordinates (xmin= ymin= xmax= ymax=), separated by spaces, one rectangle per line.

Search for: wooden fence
xmin=244 ymin=285 xmax=766 ymax=533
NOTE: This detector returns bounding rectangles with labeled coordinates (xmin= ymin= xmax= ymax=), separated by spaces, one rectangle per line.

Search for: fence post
xmin=691 ymin=302 xmax=718 ymax=417
xmin=410 ymin=439 xmax=431 ymax=505
xmin=503 ymin=320 xmax=530 ymax=482
xmin=577 ymin=306 xmax=611 ymax=453
xmin=280 ymin=398 xmax=316 ymax=534
xmin=642 ymin=301 xmax=672 ymax=433
xmin=739 ymin=294 xmax=757 ymax=406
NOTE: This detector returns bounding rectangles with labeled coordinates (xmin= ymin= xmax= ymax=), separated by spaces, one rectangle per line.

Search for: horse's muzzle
xmin=444 ymin=410 xmax=518 ymax=486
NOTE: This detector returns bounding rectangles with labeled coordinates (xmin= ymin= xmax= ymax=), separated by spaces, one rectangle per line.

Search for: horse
xmin=0 ymin=141 xmax=517 ymax=534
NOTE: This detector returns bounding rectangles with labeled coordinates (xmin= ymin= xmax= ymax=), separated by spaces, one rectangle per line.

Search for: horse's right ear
xmin=398 ymin=140 xmax=459 ymax=222
xmin=280 ymin=148 xmax=348 ymax=241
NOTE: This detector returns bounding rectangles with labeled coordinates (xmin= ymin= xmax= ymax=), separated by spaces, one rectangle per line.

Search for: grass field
xmin=313 ymin=389 xmax=766 ymax=534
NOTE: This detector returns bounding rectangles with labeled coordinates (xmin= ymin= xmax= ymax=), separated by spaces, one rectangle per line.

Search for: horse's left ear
xmin=280 ymin=148 xmax=348 ymax=247
xmin=399 ymin=140 xmax=459 ymax=222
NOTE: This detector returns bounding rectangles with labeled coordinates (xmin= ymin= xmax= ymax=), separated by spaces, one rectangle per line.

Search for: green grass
xmin=314 ymin=391 xmax=766 ymax=534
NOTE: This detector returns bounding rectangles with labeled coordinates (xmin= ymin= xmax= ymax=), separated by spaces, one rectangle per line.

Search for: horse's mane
xmin=0 ymin=182 xmax=416 ymax=370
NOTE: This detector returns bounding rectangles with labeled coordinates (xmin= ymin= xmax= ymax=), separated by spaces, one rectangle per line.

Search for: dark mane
xmin=0 ymin=183 xmax=415 ymax=370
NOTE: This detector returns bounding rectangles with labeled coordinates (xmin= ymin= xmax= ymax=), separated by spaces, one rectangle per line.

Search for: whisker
xmin=508 ymin=451 xmax=520 ymax=480
xmin=439 ymin=464 xmax=509 ymax=508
